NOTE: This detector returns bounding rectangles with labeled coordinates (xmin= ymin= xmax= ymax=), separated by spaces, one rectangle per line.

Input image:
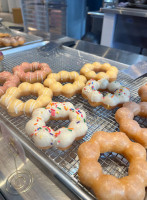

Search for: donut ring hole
xmin=0 ymin=79 xmax=6 ymax=85
xmin=102 ymin=90 xmax=114 ymax=95
xmin=99 ymin=152 xmax=129 ymax=178
xmin=0 ymin=76 xmax=11 ymax=86
xmin=23 ymin=65 xmax=42 ymax=73
xmin=46 ymin=119 xmax=70 ymax=131
xmin=18 ymin=90 xmax=40 ymax=102
xmin=19 ymin=94 xmax=37 ymax=102
xmin=134 ymin=115 xmax=147 ymax=128
xmin=93 ymin=67 xmax=106 ymax=74
xmin=57 ymin=76 xmax=78 ymax=85
xmin=61 ymin=82 xmax=73 ymax=85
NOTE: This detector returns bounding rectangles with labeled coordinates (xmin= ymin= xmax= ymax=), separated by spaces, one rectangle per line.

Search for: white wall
xmin=7 ymin=0 xmax=21 ymax=12
xmin=0 ymin=0 xmax=9 ymax=12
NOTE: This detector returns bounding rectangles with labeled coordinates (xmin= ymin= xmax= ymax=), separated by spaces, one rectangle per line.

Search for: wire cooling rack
xmin=0 ymin=46 xmax=147 ymax=199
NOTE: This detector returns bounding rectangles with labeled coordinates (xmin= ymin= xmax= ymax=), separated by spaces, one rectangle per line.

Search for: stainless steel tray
xmin=0 ymin=45 xmax=147 ymax=200
xmin=0 ymin=28 xmax=43 ymax=51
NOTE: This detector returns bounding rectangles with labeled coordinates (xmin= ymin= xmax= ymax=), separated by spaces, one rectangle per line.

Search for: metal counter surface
xmin=0 ymin=132 xmax=79 ymax=200
xmin=100 ymin=7 xmax=147 ymax=18
xmin=0 ymin=39 xmax=147 ymax=200
xmin=73 ymin=40 xmax=147 ymax=65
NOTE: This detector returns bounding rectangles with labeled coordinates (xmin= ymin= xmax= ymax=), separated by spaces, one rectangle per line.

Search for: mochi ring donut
xmin=115 ymin=102 xmax=147 ymax=148
xmin=43 ymin=71 xmax=87 ymax=98
xmin=138 ymin=83 xmax=147 ymax=102
xmin=82 ymin=79 xmax=130 ymax=109
xmin=78 ymin=131 xmax=147 ymax=200
xmin=25 ymin=102 xmax=88 ymax=150
xmin=0 ymin=71 xmax=20 ymax=97
xmin=13 ymin=62 xmax=52 ymax=83
xmin=0 ymin=36 xmax=25 ymax=47
xmin=80 ymin=62 xmax=118 ymax=82
xmin=0 ymin=82 xmax=53 ymax=116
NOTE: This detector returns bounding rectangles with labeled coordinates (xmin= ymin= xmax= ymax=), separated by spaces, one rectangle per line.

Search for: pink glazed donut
xmin=0 ymin=71 xmax=20 ymax=97
xmin=13 ymin=62 xmax=52 ymax=83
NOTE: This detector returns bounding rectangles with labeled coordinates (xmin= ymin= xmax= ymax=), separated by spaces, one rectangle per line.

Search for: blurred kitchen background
xmin=0 ymin=0 xmax=147 ymax=55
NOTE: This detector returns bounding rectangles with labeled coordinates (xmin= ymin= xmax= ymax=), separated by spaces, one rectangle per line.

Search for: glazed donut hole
xmin=98 ymin=151 xmax=129 ymax=178
xmin=95 ymin=131 xmax=130 ymax=178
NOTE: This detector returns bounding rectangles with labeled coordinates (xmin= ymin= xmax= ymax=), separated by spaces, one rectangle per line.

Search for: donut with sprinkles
xmin=25 ymin=102 xmax=88 ymax=150
xmin=82 ymin=78 xmax=130 ymax=109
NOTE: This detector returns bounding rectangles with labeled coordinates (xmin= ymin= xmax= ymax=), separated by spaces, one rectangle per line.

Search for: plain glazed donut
xmin=25 ymin=102 xmax=88 ymax=150
xmin=78 ymin=131 xmax=147 ymax=200
xmin=43 ymin=71 xmax=87 ymax=98
xmin=13 ymin=62 xmax=52 ymax=83
xmin=80 ymin=62 xmax=118 ymax=82
xmin=0 ymin=82 xmax=53 ymax=116
xmin=82 ymin=79 xmax=130 ymax=109
xmin=138 ymin=83 xmax=147 ymax=102
xmin=115 ymin=102 xmax=147 ymax=148
xmin=0 ymin=71 xmax=20 ymax=97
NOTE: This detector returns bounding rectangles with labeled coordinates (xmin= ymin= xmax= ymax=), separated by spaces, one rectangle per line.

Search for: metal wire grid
xmin=0 ymin=46 xmax=147 ymax=199
xmin=0 ymin=28 xmax=42 ymax=50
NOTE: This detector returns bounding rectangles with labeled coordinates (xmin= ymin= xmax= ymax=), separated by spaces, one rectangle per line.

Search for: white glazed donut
xmin=82 ymin=79 xmax=130 ymax=109
xmin=25 ymin=102 xmax=88 ymax=150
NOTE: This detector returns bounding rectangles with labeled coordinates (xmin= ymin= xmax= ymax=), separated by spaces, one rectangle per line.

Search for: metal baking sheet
xmin=0 ymin=28 xmax=43 ymax=51
xmin=0 ymin=45 xmax=147 ymax=199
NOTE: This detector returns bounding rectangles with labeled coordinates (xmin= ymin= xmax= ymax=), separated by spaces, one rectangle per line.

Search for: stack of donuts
xmin=0 ymin=59 xmax=147 ymax=200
